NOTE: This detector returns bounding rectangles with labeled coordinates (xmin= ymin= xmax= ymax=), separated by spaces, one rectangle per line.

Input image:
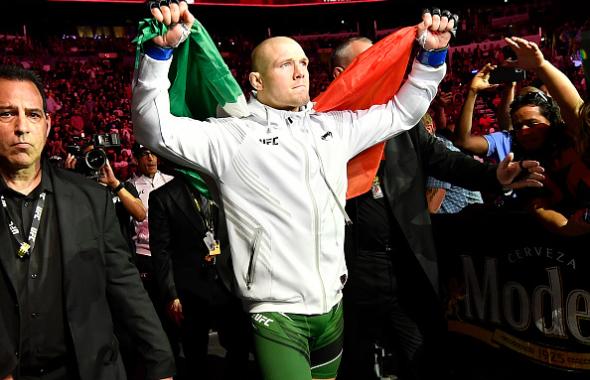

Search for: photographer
xmin=100 ymin=160 xmax=146 ymax=218
xmin=64 ymin=153 xmax=146 ymax=253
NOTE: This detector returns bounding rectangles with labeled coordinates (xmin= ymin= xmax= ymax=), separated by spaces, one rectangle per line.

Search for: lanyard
xmin=1 ymin=191 xmax=46 ymax=259
xmin=191 ymin=189 xmax=221 ymax=263
xmin=193 ymin=194 xmax=214 ymax=234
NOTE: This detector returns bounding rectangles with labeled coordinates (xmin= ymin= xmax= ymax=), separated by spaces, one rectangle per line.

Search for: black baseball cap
xmin=132 ymin=143 xmax=152 ymax=157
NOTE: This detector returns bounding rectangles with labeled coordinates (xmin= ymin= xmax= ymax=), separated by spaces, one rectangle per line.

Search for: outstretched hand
xmin=64 ymin=153 xmax=77 ymax=170
xmin=470 ymin=63 xmax=501 ymax=93
xmin=504 ymin=36 xmax=546 ymax=71
xmin=416 ymin=8 xmax=458 ymax=50
xmin=148 ymin=0 xmax=195 ymax=48
xmin=497 ymin=152 xmax=545 ymax=190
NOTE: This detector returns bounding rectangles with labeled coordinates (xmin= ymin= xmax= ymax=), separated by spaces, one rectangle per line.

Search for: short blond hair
xmin=421 ymin=113 xmax=434 ymax=128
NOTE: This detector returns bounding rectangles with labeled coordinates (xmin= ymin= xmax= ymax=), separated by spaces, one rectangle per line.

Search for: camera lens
xmin=85 ymin=149 xmax=107 ymax=170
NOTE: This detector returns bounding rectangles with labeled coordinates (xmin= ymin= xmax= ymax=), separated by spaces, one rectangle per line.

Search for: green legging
xmin=251 ymin=301 xmax=344 ymax=380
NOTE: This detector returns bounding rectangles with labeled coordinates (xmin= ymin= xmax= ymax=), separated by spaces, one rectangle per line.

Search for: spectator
xmin=424 ymin=113 xmax=484 ymax=214
xmin=454 ymin=63 xmax=541 ymax=162
xmin=503 ymin=36 xmax=588 ymax=158
xmin=127 ymin=144 xmax=173 ymax=288
xmin=459 ymin=78 xmax=590 ymax=235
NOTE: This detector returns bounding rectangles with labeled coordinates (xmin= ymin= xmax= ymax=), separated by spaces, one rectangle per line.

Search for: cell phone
xmin=439 ymin=81 xmax=452 ymax=93
xmin=489 ymin=67 xmax=526 ymax=84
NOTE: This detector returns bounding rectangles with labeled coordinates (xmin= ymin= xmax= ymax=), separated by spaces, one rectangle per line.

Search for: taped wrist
xmin=416 ymin=47 xmax=448 ymax=67
xmin=145 ymin=43 xmax=174 ymax=60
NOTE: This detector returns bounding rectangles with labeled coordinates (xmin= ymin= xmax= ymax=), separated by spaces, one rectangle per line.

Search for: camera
xmin=489 ymin=67 xmax=527 ymax=84
xmin=66 ymin=133 xmax=121 ymax=179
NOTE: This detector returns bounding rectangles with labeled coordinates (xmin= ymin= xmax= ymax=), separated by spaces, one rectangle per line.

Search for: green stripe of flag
xmin=133 ymin=18 xmax=249 ymax=198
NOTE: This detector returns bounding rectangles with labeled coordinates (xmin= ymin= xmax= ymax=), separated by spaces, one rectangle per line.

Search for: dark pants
xmin=178 ymin=288 xmax=252 ymax=379
xmin=135 ymin=254 xmax=158 ymax=303
xmin=339 ymin=251 xmax=448 ymax=380
xmin=120 ymin=254 xmax=178 ymax=380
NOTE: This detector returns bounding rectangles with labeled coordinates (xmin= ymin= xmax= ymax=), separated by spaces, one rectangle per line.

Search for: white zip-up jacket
xmin=132 ymin=54 xmax=445 ymax=315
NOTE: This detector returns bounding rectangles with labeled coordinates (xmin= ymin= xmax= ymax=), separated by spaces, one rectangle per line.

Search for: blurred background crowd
xmin=1 ymin=0 xmax=587 ymax=182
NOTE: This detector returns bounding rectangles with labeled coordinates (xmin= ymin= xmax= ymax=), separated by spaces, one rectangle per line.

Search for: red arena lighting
xmin=47 ymin=0 xmax=388 ymax=7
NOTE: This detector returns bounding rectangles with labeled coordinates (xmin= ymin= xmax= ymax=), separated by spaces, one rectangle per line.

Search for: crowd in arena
xmin=0 ymin=2 xmax=585 ymax=182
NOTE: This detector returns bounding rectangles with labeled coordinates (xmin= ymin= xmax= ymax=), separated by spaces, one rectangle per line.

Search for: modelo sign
xmin=433 ymin=210 xmax=590 ymax=376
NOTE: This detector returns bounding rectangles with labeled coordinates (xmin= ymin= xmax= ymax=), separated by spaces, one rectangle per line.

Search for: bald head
xmin=248 ymin=36 xmax=310 ymax=111
xmin=251 ymin=36 xmax=300 ymax=73
xmin=331 ymin=37 xmax=373 ymax=79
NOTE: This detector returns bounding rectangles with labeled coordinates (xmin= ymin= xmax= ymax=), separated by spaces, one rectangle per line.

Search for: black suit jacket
xmin=148 ymin=177 xmax=235 ymax=306
xmin=0 ymin=315 xmax=16 ymax=378
xmin=346 ymin=125 xmax=500 ymax=300
xmin=0 ymin=163 xmax=174 ymax=380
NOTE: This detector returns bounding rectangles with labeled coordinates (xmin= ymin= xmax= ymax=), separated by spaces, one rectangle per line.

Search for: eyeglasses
xmin=138 ymin=150 xmax=154 ymax=158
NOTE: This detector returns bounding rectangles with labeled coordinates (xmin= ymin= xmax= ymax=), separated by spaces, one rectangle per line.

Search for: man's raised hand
xmin=417 ymin=8 xmax=459 ymax=50
xmin=148 ymin=0 xmax=195 ymax=48
xmin=497 ymin=152 xmax=545 ymax=190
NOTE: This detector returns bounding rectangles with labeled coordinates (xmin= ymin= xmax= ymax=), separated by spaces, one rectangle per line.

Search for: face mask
xmin=515 ymin=123 xmax=550 ymax=152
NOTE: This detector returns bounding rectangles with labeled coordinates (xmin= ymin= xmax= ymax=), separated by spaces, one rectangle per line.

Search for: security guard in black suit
xmin=149 ymin=175 xmax=252 ymax=379
xmin=0 ymin=64 xmax=174 ymax=380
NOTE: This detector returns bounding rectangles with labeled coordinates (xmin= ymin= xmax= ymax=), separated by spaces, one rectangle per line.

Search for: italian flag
xmin=134 ymin=20 xmax=416 ymax=199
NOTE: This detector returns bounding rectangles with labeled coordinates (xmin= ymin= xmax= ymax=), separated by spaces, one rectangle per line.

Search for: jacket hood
xmin=247 ymin=91 xmax=316 ymax=128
